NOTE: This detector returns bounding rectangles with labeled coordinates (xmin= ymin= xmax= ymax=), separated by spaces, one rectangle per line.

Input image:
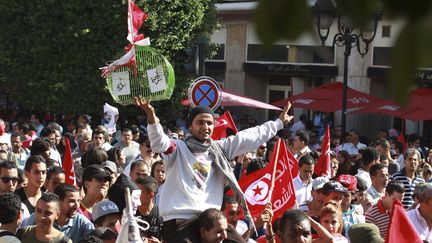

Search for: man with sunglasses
xmin=0 ymin=161 xmax=31 ymax=223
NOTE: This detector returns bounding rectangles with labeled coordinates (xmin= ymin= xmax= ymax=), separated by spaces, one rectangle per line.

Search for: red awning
xmin=351 ymin=88 xmax=432 ymax=121
xmin=271 ymin=82 xmax=382 ymax=112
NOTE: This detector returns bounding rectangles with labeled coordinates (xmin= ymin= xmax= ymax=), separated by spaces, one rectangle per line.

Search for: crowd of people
xmin=0 ymin=98 xmax=430 ymax=243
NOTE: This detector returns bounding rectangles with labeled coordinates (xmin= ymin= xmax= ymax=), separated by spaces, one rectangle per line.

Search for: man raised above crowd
xmin=134 ymin=96 xmax=293 ymax=243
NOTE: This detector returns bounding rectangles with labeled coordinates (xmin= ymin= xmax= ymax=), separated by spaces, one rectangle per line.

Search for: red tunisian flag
xmin=212 ymin=111 xmax=238 ymax=140
xmin=314 ymin=125 xmax=331 ymax=178
xmin=385 ymin=200 xmax=422 ymax=243
xmin=238 ymin=139 xmax=296 ymax=222
xmin=63 ymin=137 xmax=77 ymax=187
xmin=127 ymin=0 xmax=148 ymax=44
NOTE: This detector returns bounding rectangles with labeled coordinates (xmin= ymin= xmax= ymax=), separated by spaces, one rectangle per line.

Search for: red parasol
xmin=350 ymin=88 xmax=432 ymax=121
xmin=271 ymin=82 xmax=382 ymax=112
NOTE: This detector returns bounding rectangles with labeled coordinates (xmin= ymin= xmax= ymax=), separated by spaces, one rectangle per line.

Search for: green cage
xmin=106 ymin=45 xmax=175 ymax=105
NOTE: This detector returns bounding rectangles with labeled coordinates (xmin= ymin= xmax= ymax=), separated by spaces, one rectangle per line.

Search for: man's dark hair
xmin=129 ymin=125 xmax=140 ymax=134
xmin=369 ymin=163 xmax=386 ymax=177
xmin=0 ymin=193 xmax=21 ymax=224
xmin=377 ymin=139 xmax=390 ymax=150
xmin=394 ymin=141 xmax=404 ymax=154
xmin=47 ymin=122 xmax=62 ymax=133
xmin=47 ymin=166 xmax=65 ymax=181
xmin=10 ymin=132 xmax=20 ymax=140
xmin=40 ymin=126 xmax=56 ymax=138
xmin=79 ymin=114 xmax=91 ymax=124
xmin=17 ymin=122 xmax=30 ymax=134
xmin=122 ymin=128 xmax=132 ymax=134
xmin=359 ymin=147 xmax=377 ymax=166
xmin=54 ymin=183 xmax=79 ymax=201
xmin=407 ymin=133 xmax=420 ymax=144
xmin=135 ymin=176 xmax=158 ymax=194
xmin=0 ymin=160 xmax=18 ymax=170
xmin=295 ymin=130 xmax=310 ymax=145
xmin=24 ymin=155 xmax=46 ymax=172
xmin=299 ymin=155 xmax=315 ymax=167
xmin=81 ymin=147 xmax=108 ymax=168
xmin=92 ymin=130 xmax=107 ymax=139
xmin=137 ymin=134 xmax=150 ymax=145
xmin=355 ymin=176 xmax=368 ymax=192
xmin=279 ymin=209 xmax=309 ymax=235
xmin=386 ymin=180 xmax=405 ymax=195
xmin=349 ymin=129 xmax=360 ymax=137
xmin=77 ymin=235 xmax=103 ymax=243
xmin=198 ymin=208 xmax=225 ymax=231
xmin=130 ymin=160 xmax=148 ymax=173
xmin=39 ymin=192 xmax=60 ymax=205
xmin=30 ymin=138 xmax=51 ymax=156
xmin=246 ymin=158 xmax=268 ymax=175
xmin=221 ymin=196 xmax=237 ymax=211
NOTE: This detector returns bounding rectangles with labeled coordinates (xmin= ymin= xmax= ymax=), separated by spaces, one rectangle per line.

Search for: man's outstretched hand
xmin=279 ymin=102 xmax=294 ymax=125
xmin=133 ymin=96 xmax=159 ymax=124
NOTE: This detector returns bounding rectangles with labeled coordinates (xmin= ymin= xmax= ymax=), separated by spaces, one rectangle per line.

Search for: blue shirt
xmin=24 ymin=212 xmax=94 ymax=242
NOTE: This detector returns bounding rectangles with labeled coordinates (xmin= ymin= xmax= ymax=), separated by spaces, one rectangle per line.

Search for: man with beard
xmin=24 ymin=183 xmax=94 ymax=242
xmin=134 ymin=97 xmax=294 ymax=243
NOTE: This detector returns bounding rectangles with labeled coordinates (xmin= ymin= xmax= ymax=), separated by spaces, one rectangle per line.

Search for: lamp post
xmin=313 ymin=0 xmax=380 ymax=136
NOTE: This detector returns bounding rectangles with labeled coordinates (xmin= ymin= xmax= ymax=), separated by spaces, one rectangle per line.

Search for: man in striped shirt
xmin=365 ymin=180 xmax=405 ymax=239
xmin=390 ymin=148 xmax=425 ymax=209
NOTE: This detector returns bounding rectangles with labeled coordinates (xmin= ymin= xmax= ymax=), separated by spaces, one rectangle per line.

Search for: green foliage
xmin=0 ymin=0 xmax=217 ymax=118
xmin=254 ymin=0 xmax=432 ymax=101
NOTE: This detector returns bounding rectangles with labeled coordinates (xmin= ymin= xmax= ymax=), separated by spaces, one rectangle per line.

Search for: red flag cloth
xmin=397 ymin=133 xmax=407 ymax=153
xmin=127 ymin=0 xmax=148 ymax=43
xmin=314 ymin=125 xmax=331 ymax=178
xmin=238 ymin=139 xmax=296 ymax=222
xmin=62 ymin=137 xmax=77 ymax=187
xmin=385 ymin=200 xmax=422 ymax=243
xmin=212 ymin=111 xmax=238 ymax=140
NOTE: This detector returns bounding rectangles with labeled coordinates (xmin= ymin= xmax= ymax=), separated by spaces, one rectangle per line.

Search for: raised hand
xmin=279 ymin=101 xmax=294 ymax=125
xmin=133 ymin=96 xmax=159 ymax=124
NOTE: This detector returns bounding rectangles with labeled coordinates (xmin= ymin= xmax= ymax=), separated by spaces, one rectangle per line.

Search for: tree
xmin=254 ymin=0 xmax=432 ymax=102
xmin=0 ymin=0 xmax=218 ymax=119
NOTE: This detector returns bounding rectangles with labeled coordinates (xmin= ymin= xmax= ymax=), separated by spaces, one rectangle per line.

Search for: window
xmin=247 ymin=44 xmax=289 ymax=62
xmin=373 ymin=47 xmax=391 ymax=66
xmin=382 ymin=25 xmax=391 ymax=38
xmin=247 ymin=44 xmax=334 ymax=64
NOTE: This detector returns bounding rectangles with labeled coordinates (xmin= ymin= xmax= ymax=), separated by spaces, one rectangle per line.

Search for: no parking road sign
xmin=188 ymin=76 xmax=222 ymax=110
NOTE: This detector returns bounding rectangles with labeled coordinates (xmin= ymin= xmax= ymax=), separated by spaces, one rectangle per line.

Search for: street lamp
xmin=313 ymin=0 xmax=381 ymax=136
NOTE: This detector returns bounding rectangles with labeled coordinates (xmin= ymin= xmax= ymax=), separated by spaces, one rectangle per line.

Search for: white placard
xmin=112 ymin=71 xmax=131 ymax=96
xmin=147 ymin=65 xmax=167 ymax=93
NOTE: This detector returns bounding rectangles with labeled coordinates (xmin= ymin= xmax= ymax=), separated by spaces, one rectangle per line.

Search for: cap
xmin=337 ymin=174 xmax=358 ymax=191
xmin=322 ymin=181 xmax=348 ymax=194
xmin=186 ymin=106 xmax=215 ymax=127
xmin=101 ymin=161 xmax=117 ymax=174
xmin=348 ymin=223 xmax=384 ymax=243
xmin=92 ymin=200 xmax=120 ymax=222
xmin=0 ymin=135 xmax=9 ymax=145
xmin=82 ymin=164 xmax=112 ymax=182
xmin=312 ymin=177 xmax=329 ymax=191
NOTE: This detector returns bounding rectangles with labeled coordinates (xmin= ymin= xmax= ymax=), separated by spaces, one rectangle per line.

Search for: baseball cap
xmin=101 ymin=161 xmax=117 ymax=174
xmin=322 ymin=181 xmax=348 ymax=194
xmin=337 ymin=174 xmax=358 ymax=191
xmin=92 ymin=200 xmax=120 ymax=222
xmin=312 ymin=177 xmax=329 ymax=191
xmin=82 ymin=164 xmax=112 ymax=182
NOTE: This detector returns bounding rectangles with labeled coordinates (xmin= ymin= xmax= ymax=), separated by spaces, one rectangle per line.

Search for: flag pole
xmin=267 ymin=139 xmax=282 ymax=204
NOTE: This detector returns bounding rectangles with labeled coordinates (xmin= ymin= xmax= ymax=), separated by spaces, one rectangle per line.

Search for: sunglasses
xmin=1 ymin=176 xmax=19 ymax=184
